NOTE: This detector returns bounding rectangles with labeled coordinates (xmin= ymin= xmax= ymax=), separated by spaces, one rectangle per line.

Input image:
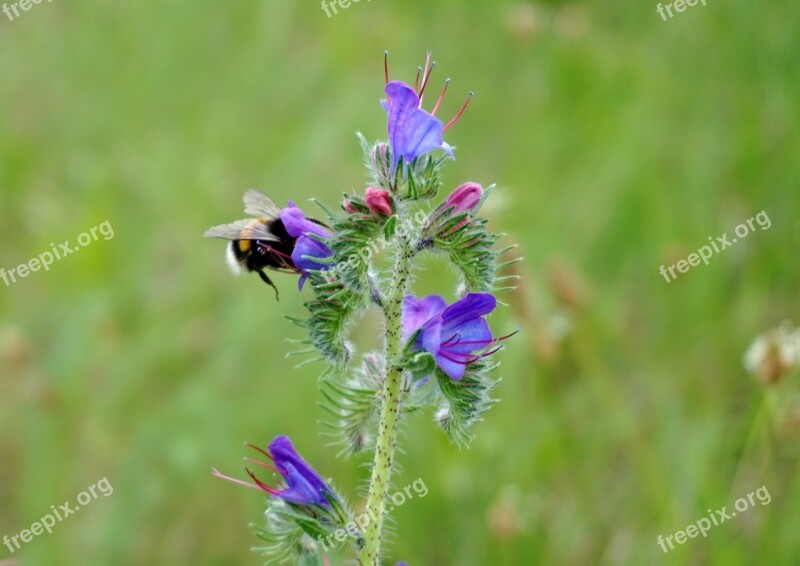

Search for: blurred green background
xmin=1 ymin=0 xmax=799 ymax=564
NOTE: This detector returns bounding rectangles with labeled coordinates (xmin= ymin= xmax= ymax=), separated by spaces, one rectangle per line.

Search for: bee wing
xmin=243 ymin=189 xmax=282 ymax=218
xmin=203 ymin=219 xmax=280 ymax=242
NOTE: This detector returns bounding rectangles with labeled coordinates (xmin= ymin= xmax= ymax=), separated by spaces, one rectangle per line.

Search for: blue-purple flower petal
xmin=402 ymin=293 xmax=499 ymax=380
xmin=383 ymin=81 xmax=454 ymax=175
xmin=402 ymin=294 xmax=447 ymax=342
xmin=279 ymin=201 xmax=333 ymax=288
xmin=268 ymin=435 xmax=331 ymax=506
xmin=280 ymin=201 xmax=330 ymax=240
xmin=440 ymin=293 xmax=496 ymax=333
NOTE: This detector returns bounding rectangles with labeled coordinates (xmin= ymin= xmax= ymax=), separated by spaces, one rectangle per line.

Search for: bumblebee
xmin=204 ymin=190 xmax=312 ymax=299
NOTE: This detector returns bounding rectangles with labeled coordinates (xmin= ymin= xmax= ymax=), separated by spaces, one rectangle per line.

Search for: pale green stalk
xmin=358 ymin=211 xmax=413 ymax=565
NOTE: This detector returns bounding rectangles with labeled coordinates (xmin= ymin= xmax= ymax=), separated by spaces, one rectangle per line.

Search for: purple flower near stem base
xmin=280 ymin=201 xmax=333 ymax=290
xmin=212 ymin=435 xmax=333 ymax=507
xmin=402 ymin=293 xmax=510 ymax=380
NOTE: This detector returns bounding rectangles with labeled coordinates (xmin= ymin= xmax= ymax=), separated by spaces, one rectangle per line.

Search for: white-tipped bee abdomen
xmin=226 ymin=242 xmax=244 ymax=275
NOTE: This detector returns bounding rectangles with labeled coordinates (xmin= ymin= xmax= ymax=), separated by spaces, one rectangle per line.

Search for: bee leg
xmin=257 ymin=270 xmax=280 ymax=301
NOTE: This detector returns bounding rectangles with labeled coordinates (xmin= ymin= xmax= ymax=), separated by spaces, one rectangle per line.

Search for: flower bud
xmin=445 ymin=182 xmax=483 ymax=213
xmin=364 ymin=187 xmax=394 ymax=217
xmin=371 ymin=142 xmax=389 ymax=168
xmin=343 ymin=199 xmax=358 ymax=213
xmin=370 ymin=142 xmax=392 ymax=185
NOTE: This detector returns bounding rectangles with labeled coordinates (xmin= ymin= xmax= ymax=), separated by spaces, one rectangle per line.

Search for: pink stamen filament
xmin=246 ymin=443 xmax=288 ymax=475
xmin=256 ymin=242 xmax=293 ymax=262
xmin=384 ymin=50 xmax=390 ymax=85
xmin=212 ymin=467 xmax=277 ymax=494
xmin=444 ymin=329 xmax=520 ymax=347
xmin=442 ymin=350 xmax=482 ymax=360
xmin=245 ymin=458 xmax=281 ymax=474
xmin=481 ymin=345 xmax=503 ymax=358
xmin=438 ymin=329 xmax=520 ymax=365
xmin=246 ymin=467 xmax=282 ymax=496
xmin=246 ymin=442 xmax=274 ymax=461
xmin=440 ymin=352 xmax=480 ymax=365
xmin=443 ymin=92 xmax=474 ymax=132
xmin=441 ymin=332 xmax=460 ymax=346
xmin=413 ymin=66 xmax=422 ymax=92
xmin=419 ymin=51 xmax=432 ymax=93
xmin=418 ymin=61 xmax=436 ymax=101
xmin=431 ymin=78 xmax=451 ymax=116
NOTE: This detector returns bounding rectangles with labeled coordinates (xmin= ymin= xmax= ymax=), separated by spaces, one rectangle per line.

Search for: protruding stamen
xmin=245 ymin=442 xmax=274 ymax=461
xmin=414 ymin=66 xmax=422 ymax=92
xmin=420 ymin=51 xmax=432 ymax=90
xmin=440 ymin=352 xmax=480 ymax=366
xmin=245 ymin=467 xmax=281 ymax=496
xmin=443 ymin=328 xmax=520 ymax=348
xmin=495 ymin=329 xmax=521 ymax=342
xmin=257 ymin=242 xmax=296 ymax=265
xmin=480 ymin=345 xmax=503 ymax=358
xmin=212 ymin=467 xmax=262 ymax=491
xmin=418 ymin=61 xmax=436 ymax=100
xmin=441 ymin=331 xmax=460 ymax=346
xmin=431 ymin=78 xmax=451 ymax=116
xmin=384 ymin=50 xmax=390 ymax=85
xmin=443 ymin=92 xmax=474 ymax=131
xmin=245 ymin=458 xmax=281 ymax=474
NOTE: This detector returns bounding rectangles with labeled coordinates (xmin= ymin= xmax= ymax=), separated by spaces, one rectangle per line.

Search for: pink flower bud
xmin=364 ymin=187 xmax=394 ymax=217
xmin=445 ymin=182 xmax=483 ymax=213
xmin=371 ymin=143 xmax=389 ymax=169
xmin=343 ymin=199 xmax=358 ymax=214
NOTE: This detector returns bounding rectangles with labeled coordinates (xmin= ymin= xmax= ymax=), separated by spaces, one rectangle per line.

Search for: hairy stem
xmin=358 ymin=215 xmax=413 ymax=565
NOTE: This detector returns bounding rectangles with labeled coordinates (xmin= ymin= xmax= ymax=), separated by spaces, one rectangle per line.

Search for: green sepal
xmin=252 ymin=482 xmax=357 ymax=563
xmin=300 ymin=272 xmax=359 ymax=369
xmin=320 ymin=352 xmax=384 ymax=456
xmin=426 ymin=211 xmax=501 ymax=293
xmin=433 ymin=359 xmax=499 ymax=448
xmin=384 ymin=214 xmax=397 ymax=239
xmin=405 ymin=351 xmax=437 ymax=382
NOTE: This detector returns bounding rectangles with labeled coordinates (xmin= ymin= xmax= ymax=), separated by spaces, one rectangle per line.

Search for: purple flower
xmin=403 ymin=293 xmax=512 ymax=380
xmin=381 ymin=52 xmax=473 ymax=176
xmin=213 ymin=435 xmax=332 ymax=507
xmin=280 ymin=201 xmax=333 ymax=290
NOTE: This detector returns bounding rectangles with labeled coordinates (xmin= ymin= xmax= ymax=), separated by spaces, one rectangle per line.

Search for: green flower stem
xmin=358 ymin=213 xmax=413 ymax=565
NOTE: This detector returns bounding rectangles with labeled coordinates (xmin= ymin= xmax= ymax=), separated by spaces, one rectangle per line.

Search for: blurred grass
xmin=1 ymin=0 xmax=799 ymax=564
